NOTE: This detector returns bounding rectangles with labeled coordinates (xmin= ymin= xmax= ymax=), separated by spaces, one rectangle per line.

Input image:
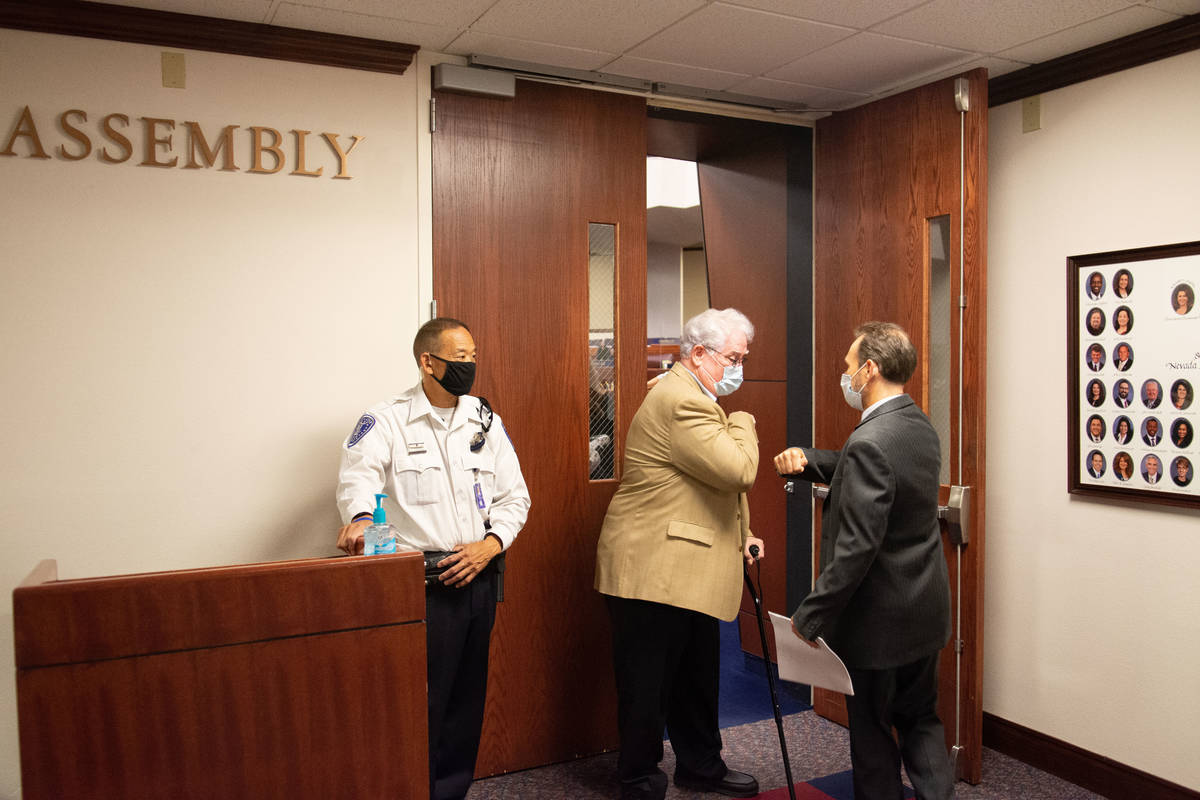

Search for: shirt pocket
xmin=666 ymin=519 xmax=715 ymax=547
xmin=462 ymin=451 xmax=497 ymax=509
xmin=393 ymin=453 xmax=443 ymax=505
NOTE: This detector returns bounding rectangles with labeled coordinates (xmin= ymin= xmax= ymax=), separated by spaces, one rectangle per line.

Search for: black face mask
xmin=429 ymin=354 xmax=476 ymax=396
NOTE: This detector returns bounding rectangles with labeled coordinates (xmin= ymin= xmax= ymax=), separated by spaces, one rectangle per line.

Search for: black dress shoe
xmin=673 ymin=767 xmax=759 ymax=798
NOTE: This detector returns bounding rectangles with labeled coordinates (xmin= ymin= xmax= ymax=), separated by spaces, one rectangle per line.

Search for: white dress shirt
xmin=337 ymin=383 xmax=531 ymax=551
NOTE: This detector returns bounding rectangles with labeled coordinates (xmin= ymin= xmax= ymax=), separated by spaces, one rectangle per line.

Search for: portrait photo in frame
xmin=1068 ymin=241 xmax=1199 ymax=508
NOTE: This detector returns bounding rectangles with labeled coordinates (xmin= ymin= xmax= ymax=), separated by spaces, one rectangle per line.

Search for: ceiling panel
xmin=628 ymin=3 xmax=855 ymax=75
xmin=874 ymin=0 xmax=1138 ymax=53
xmin=46 ymin=0 xmax=1199 ymax=113
xmin=102 ymin=0 xmax=272 ymax=22
xmin=603 ymin=55 xmax=748 ymax=91
xmin=728 ymin=76 xmax=871 ymax=109
xmin=274 ymin=3 xmax=455 ymax=49
xmin=997 ymin=5 xmax=1181 ymax=64
xmin=445 ymin=30 xmax=615 ymax=71
xmin=472 ymin=0 xmax=704 ymax=53
xmin=290 ymin=0 xmax=497 ymax=29
xmin=768 ymin=32 xmax=976 ymax=94
xmin=727 ymin=0 xmax=933 ymax=30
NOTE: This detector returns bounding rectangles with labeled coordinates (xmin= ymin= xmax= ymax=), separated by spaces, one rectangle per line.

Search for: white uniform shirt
xmin=337 ymin=383 xmax=531 ymax=552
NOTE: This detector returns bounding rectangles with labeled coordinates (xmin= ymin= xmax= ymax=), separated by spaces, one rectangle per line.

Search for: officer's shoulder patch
xmin=346 ymin=414 xmax=376 ymax=448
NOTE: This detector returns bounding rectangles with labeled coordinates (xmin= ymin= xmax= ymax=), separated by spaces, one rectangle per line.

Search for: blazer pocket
xmin=667 ymin=520 xmax=715 ymax=547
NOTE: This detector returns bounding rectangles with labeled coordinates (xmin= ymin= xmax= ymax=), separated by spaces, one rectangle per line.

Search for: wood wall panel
xmin=14 ymin=555 xmax=423 ymax=667
xmin=18 ymin=626 xmax=427 ymax=799
xmin=812 ymin=70 xmax=988 ymax=783
xmin=14 ymin=556 xmax=428 ymax=799
xmin=432 ymin=80 xmax=646 ymax=776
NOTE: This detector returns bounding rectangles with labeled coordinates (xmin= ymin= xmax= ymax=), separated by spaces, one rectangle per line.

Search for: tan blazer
xmin=595 ymin=363 xmax=758 ymax=621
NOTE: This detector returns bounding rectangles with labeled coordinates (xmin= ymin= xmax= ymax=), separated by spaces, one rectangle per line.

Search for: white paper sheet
xmin=767 ymin=611 xmax=854 ymax=695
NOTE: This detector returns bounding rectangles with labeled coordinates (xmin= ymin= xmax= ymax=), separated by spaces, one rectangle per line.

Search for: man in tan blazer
xmin=595 ymin=308 xmax=763 ymax=800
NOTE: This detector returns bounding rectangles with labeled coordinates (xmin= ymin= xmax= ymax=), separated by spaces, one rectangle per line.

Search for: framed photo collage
xmin=1068 ymin=241 xmax=1199 ymax=508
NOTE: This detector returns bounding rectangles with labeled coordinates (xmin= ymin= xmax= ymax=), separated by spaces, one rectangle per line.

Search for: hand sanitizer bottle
xmin=363 ymin=493 xmax=397 ymax=555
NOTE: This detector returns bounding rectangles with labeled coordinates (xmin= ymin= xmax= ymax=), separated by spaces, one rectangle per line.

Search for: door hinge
xmin=430 ymin=299 xmax=437 ymax=319
xmin=430 ymin=97 xmax=436 ymax=133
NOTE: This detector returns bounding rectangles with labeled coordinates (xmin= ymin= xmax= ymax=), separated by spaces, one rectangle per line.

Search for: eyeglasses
xmin=706 ymin=347 xmax=747 ymax=367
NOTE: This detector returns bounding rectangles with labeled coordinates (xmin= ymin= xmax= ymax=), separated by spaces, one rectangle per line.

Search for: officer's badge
xmin=471 ymin=398 xmax=494 ymax=452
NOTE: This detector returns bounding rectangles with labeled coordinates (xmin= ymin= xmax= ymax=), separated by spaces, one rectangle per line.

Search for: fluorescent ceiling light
xmin=647 ymin=157 xmax=699 ymax=209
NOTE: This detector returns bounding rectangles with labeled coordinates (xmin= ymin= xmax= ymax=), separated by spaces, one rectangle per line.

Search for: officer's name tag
xmin=407 ymin=441 xmax=427 ymax=454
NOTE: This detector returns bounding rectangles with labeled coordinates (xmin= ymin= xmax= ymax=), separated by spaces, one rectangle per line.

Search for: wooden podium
xmin=13 ymin=553 xmax=428 ymax=799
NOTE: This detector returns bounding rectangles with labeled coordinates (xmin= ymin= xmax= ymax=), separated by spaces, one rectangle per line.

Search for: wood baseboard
xmin=982 ymin=713 xmax=1199 ymax=800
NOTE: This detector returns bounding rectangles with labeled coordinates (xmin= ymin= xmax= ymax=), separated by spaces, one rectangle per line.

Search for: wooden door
xmin=811 ymin=69 xmax=988 ymax=784
xmin=431 ymin=80 xmax=646 ymax=776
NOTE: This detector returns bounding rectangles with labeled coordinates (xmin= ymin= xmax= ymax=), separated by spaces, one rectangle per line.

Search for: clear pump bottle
xmin=363 ymin=493 xmax=397 ymax=555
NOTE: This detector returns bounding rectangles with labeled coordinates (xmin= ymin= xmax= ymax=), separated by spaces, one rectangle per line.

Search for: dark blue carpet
xmin=718 ymin=619 xmax=812 ymax=729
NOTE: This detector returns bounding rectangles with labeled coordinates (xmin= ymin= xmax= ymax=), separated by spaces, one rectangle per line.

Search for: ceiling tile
xmin=1144 ymin=0 xmax=1200 ymax=13
xmin=728 ymin=76 xmax=871 ymax=110
xmin=874 ymin=0 xmax=1135 ymax=53
xmin=629 ymin=2 xmax=855 ymax=75
xmin=446 ymin=31 xmax=615 ymax=71
xmin=293 ymin=0 xmax=498 ymax=29
xmin=998 ymin=6 xmax=1181 ymax=64
xmin=603 ymin=56 xmax=748 ymax=91
xmin=101 ymin=0 xmax=273 ymax=23
xmin=472 ymin=0 xmax=704 ymax=53
xmin=768 ymin=32 xmax=976 ymax=93
xmin=274 ymin=3 xmax=455 ymax=48
xmin=726 ymin=0 xmax=933 ymax=30
xmin=878 ymin=55 xmax=1028 ymax=98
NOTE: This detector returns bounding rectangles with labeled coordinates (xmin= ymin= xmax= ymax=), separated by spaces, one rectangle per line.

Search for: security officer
xmin=336 ymin=317 xmax=530 ymax=800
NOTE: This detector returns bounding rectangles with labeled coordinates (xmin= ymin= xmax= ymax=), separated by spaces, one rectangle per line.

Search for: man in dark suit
xmin=773 ymin=322 xmax=953 ymax=800
xmin=1114 ymin=380 xmax=1133 ymax=408
xmin=1143 ymin=418 xmax=1161 ymax=447
xmin=1113 ymin=343 xmax=1132 ymax=371
xmin=1143 ymin=454 xmax=1162 ymax=484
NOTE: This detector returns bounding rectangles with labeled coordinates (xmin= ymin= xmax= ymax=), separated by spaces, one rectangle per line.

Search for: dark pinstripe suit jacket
xmin=791 ymin=395 xmax=950 ymax=670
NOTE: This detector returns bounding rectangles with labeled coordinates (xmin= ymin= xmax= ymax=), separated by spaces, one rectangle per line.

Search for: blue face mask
xmin=840 ymin=363 xmax=869 ymax=410
xmin=713 ymin=363 xmax=743 ymax=396
xmin=703 ymin=347 xmax=743 ymax=396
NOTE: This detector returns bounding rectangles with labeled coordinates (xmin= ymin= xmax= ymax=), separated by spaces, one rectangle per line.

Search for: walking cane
xmin=744 ymin=544 xmax=798 ymax=800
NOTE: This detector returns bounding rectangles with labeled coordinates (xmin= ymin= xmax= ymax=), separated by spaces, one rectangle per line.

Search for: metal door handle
xmin=938 ymin=485 xmax=971 ymax=546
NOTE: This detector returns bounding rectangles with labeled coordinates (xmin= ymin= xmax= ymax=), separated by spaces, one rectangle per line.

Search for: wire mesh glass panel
xmin=928 ymin=214 xmax=952 ymax=484
xmin=588 ymin=222 xmax=616 ymax=480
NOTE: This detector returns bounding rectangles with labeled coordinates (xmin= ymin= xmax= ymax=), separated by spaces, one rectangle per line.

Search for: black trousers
xmin=425 ymin=571 xmax=497 ymax=800
xmin=845 ymin=653 xmax=955 ymax=800
xmin=606 ymin=595 xmax=725 ymax=787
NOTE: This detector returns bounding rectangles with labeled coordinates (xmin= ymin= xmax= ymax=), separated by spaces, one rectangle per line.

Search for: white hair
xmin=681 ymin=308 xmax=754 ymax=357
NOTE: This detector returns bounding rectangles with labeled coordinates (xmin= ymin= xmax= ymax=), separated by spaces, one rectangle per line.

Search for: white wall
xmin=647 ymin=239 xmax=683 ymax=339
xmin=0 ymin=29 xmax=431 ymax=798
xmin=987 ymin=49 xmax=1200 ymax=790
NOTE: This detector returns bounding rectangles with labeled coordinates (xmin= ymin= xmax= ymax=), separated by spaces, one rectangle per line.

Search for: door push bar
xmin=938 ymin=485 xmax=971 ymax=547
xmin=785 ymin=482 xmax=970 ymax=547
